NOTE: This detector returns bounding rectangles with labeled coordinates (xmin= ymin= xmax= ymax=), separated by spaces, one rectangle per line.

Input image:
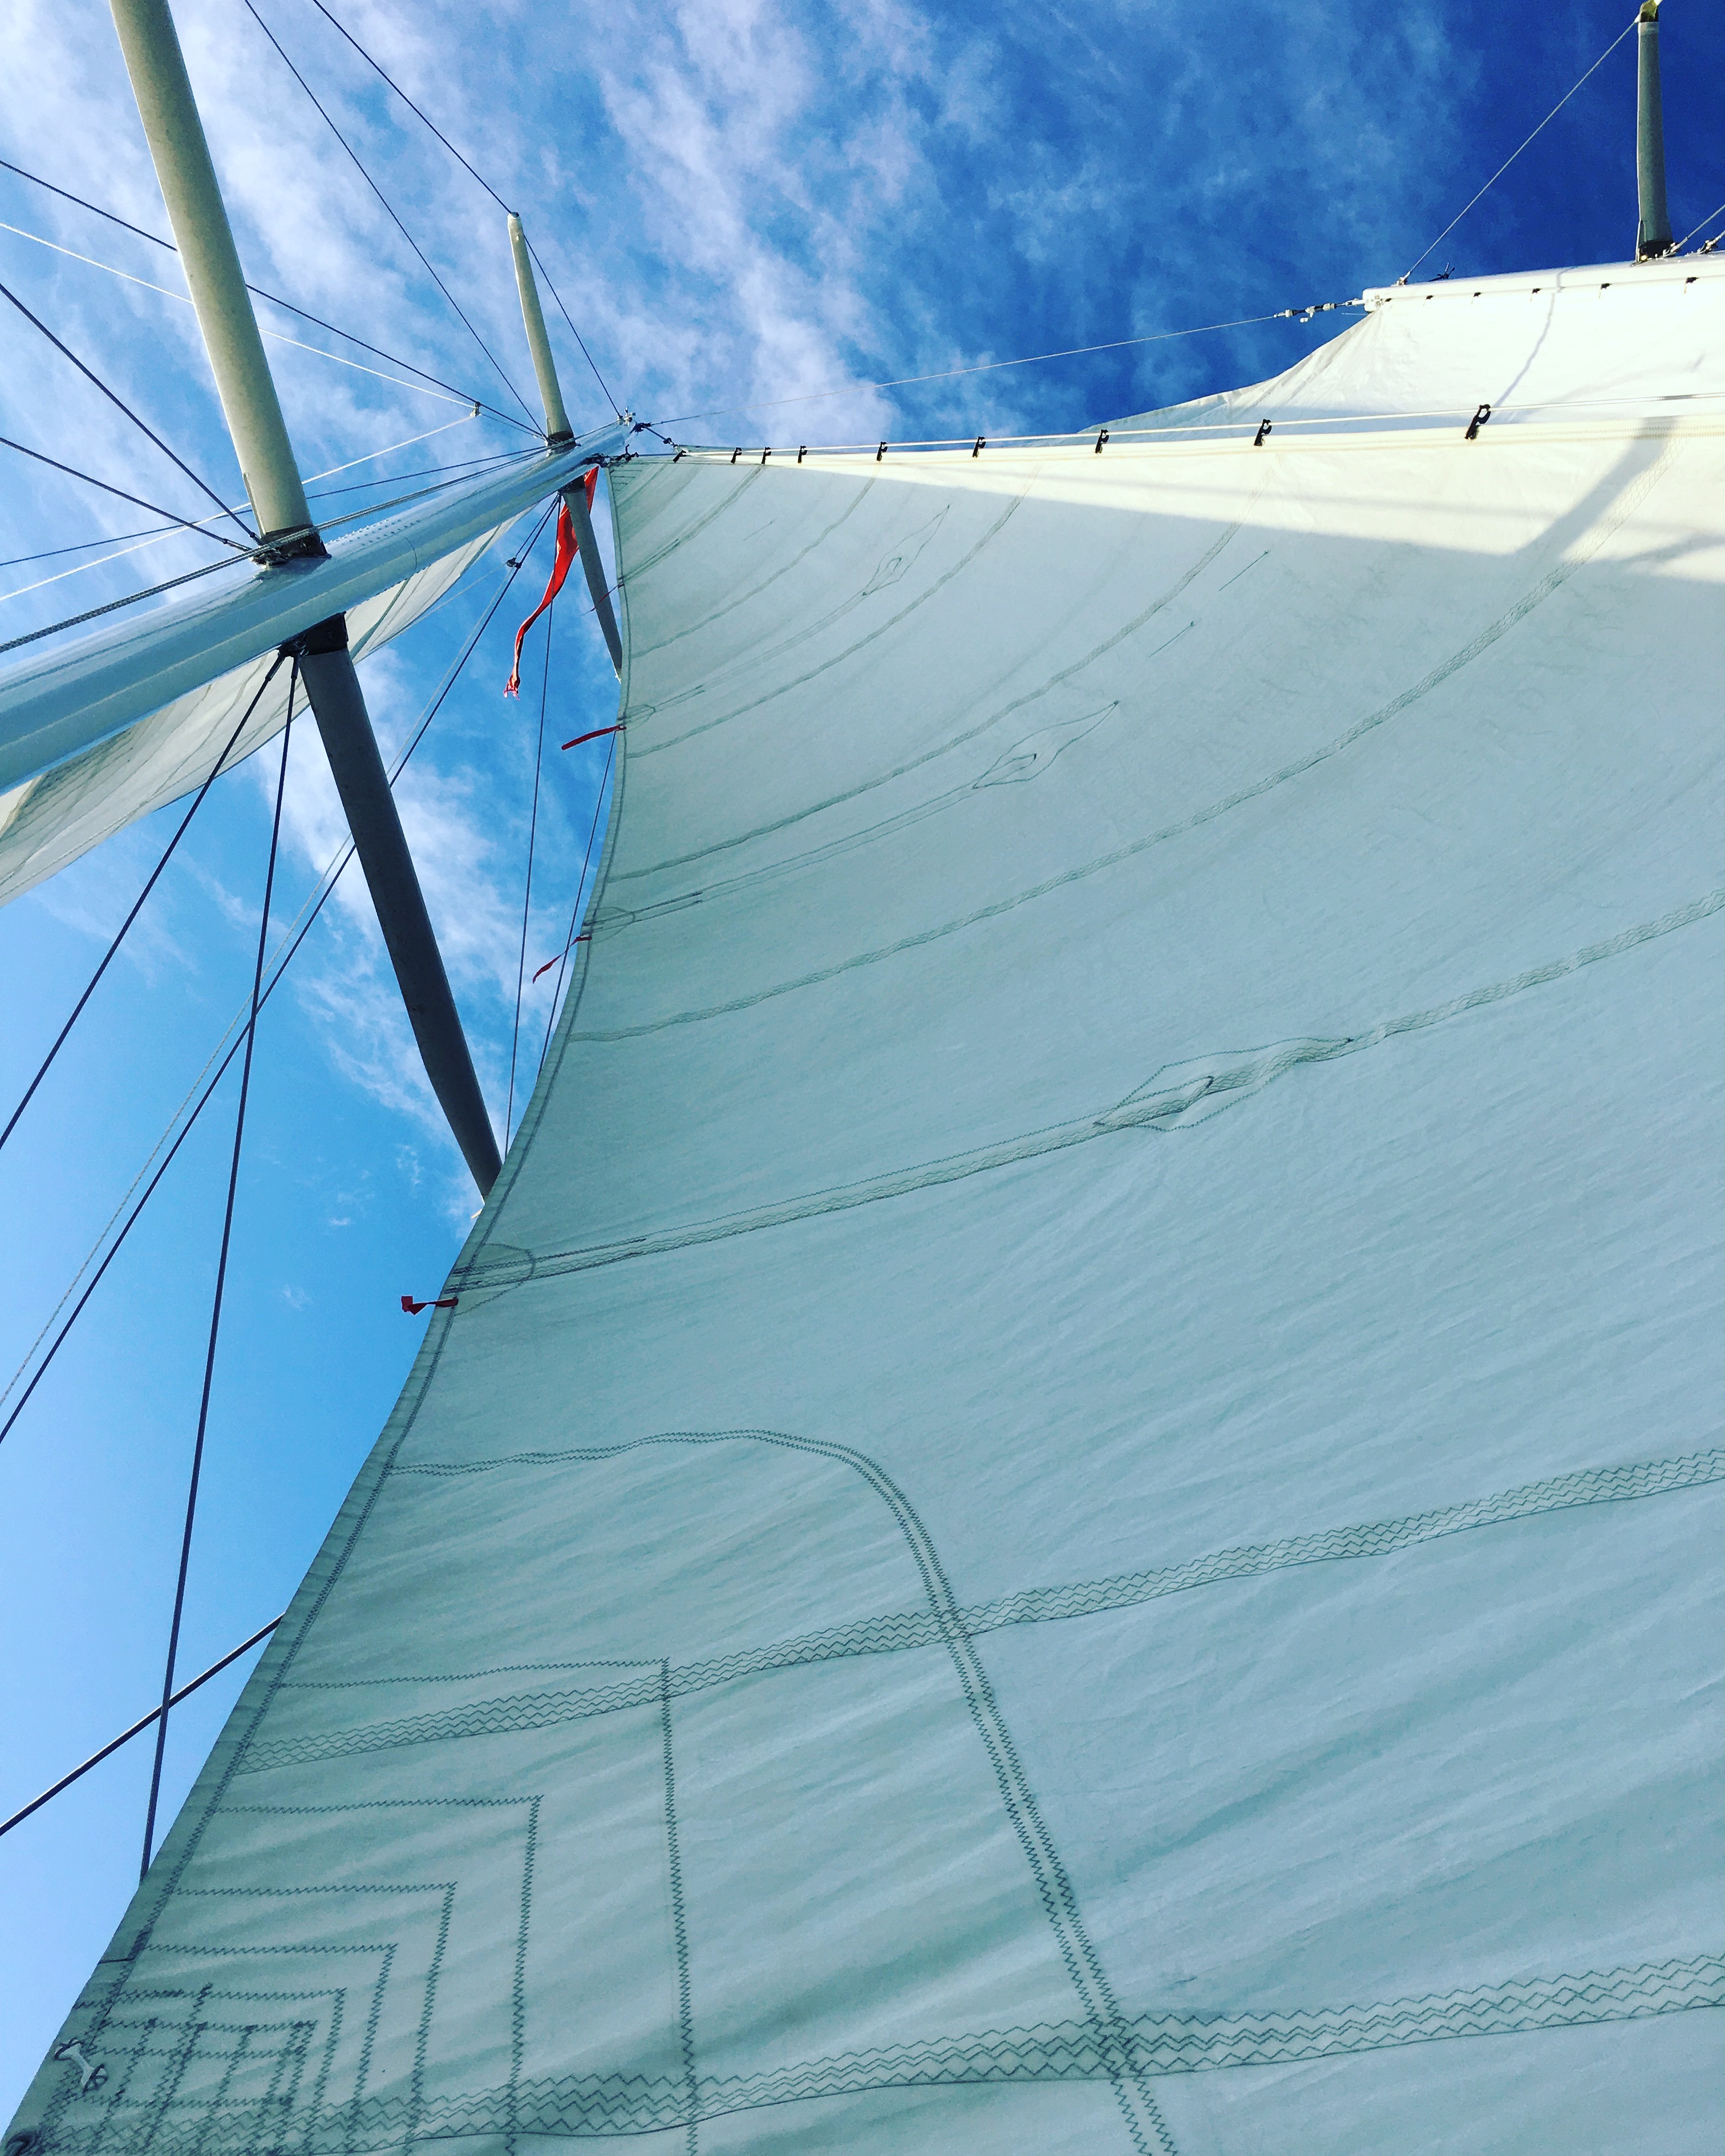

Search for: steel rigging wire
xmin=139 ymin=682 xmax=295 ymax=1883
xmin=297 ymin=0 xmax=623 ymax=420
xmin=0 ymin=275 xmax=257 ymax=543
xmin=0 ymin=654 xmax=288 ymax=1156
xmin=0 ymin=152 xmax=534 ymax=432
xmin=241 ymin=0 xmax=539 ymax=430
xmin=1400 ymin=11 xmax=1643 ymax=284
xmin=0 ymin=513 xmax=556 ymax=1447
xmin=0 ymin=434 xmax=253 ymax=557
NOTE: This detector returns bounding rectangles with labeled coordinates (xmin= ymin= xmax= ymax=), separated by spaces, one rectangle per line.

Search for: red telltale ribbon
xmin=504 ymin=468 xmax=597 ymax=697
xmin=402 ymin=1295 xmax=459 ymax=1315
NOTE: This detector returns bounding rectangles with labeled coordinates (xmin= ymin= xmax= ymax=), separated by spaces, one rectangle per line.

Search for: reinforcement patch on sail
xmin=9 ymin=260 xmax=1725 ymax=2156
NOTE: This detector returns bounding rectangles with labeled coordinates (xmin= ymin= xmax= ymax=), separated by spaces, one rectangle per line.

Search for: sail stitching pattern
xmin=234 ymin=1442 xmax=1722 ymax=1769
xmin=630 ymin=478 xmax=878 ymax=660
xmin=26 ymin=1954 xmax=1725 ymax=2150
xmin=616 ymin=491 xmax=1254 ymax=889
xmin=577 ymin=433 xmax=1678 ymax=1040
xmin=30 ymin=1306 xmax=469 ymax=2156
xmin=455 ymin=878 xmax=1725 ymax=1296
xmin=631 ymin=487 xmax=1029 ymax=761
xmin=611 ymin=507 xmax=1246 ymax=884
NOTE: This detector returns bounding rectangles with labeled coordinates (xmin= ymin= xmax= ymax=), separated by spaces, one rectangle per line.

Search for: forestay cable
xmin=140 ymin=685 xmax=294 ymax=1882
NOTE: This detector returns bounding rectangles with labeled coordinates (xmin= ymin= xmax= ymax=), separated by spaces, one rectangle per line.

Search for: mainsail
xmin=7 ymin=252 xmax=1722 ymax=2151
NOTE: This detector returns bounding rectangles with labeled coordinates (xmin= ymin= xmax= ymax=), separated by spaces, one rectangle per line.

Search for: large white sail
xmin=7 ymin=254 xmax=1723 ymax=2154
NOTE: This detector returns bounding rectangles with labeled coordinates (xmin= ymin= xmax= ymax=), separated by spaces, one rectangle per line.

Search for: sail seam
xmin=234 ymin=1442 xmax=1721 ymax=1767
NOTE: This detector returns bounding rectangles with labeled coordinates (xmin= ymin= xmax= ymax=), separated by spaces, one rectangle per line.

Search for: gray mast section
xmin=507 ymin=219 xmax=623 ymax=675
xmin=1635 ymin=2 xmax=1673 ymax=261
xmin=108 ymin=0 xmax=501 ymax=1195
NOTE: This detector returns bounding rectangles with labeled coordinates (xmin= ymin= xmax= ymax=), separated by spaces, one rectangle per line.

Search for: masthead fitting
xmin=1635 ymin=1 xmax=1673 ymax=261
xmin=508 ymin=215 xmax=573 ymax=444
xmin=109 ymin=0 xmax=314 ymax=543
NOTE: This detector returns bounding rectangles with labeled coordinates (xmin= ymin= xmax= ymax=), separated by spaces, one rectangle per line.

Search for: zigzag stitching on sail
xmin=242 ymin=1427 xmax=1174 ymax=2151
xmin=233 ymin=1443 xmax=1724 ymax=1770
xmin=36 ymin=1954 xmax=1724 ymax=2150
xmin=460 ymin=879 xmax=1725 ymax=1291
xmin=578 ymin=433 xmax=1677 ymax=1037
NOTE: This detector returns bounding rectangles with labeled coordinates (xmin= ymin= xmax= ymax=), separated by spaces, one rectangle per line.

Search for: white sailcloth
xmin=0 ymin=528 xmax=500 ymax=907
xmin=9 ymin=254 xmax=1724 ymax=2155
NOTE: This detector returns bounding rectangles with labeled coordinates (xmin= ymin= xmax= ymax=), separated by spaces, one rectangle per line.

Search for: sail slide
xmin=0 ymin=530 xmax=492 ymax=907
xmin=10 ymin=256 xmax=1724 ymax=2154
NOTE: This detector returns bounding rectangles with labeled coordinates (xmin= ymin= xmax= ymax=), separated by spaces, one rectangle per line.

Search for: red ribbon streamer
xmin=561 ymin=723 xmax=623 ymax=751
xmin=401 ymin=1295 xmax=459 ymax=1314
xmin=504 ymin=468 xmax=597 ymax=696
xmin=531 ymin=933 xmax=590 ymax=984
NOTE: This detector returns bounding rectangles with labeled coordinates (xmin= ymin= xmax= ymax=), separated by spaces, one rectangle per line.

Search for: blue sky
xmin=3 ymin=0 xmax=1722 ymax=2114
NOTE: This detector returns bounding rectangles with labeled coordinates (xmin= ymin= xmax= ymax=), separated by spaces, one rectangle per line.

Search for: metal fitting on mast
xmin=1635 ymin=1 xmax=1673 ymax=261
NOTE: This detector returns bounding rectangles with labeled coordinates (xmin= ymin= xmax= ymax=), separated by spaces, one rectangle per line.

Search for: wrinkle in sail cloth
xmin=505 ymin=470 xmax=595 ymax=695
xmin=9 ymin=254 xmax=1725 ymax=2156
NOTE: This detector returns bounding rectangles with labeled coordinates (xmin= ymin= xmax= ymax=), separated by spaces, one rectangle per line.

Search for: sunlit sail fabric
xmin=0 ymin=529 xmax=499 ymax=906
xmin=10 ymin=257 xmax=1724 ymax=2155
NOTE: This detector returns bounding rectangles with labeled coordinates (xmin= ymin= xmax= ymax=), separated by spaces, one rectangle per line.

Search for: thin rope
xmin=0 ymin=276 xmax=256 ymax=541
xmin=0 ymin=434 xmax=251 ymax=555
xmin=293 ymin=0 xmax=622 ymax=420
xmin=305 ymin=0 xmax=511 ymax=211
xmin=525 ymin=237 xmax=623 ymax=419
xmin=507 ymin=603 xmax=554 ymax=1144
xmin=140 ymin=683 xmax=293 ymax=1883
xmin=0 ymin=418 xmax=489 ymax=606
xmin=0 ymin=217 xmax=476 ymax=408
xmin=1675 ymin=196 xmax=1725 ymax=253
xmin=0 ymin=152 xmax=529 ymax=430
xmin=649 ymin=309 xmax=1317 ymax=426
xmin=537 ymin=730 xmax=616 ymax=1073
xmin=0 ymin=520 xmax=554 ymax=1443
xmin=1402 ymin=14 xmax=1640 ymax=282
xmin=242 ymin=0 xmax=538 ymax=428
xmin=0 ymin=657 xmax=285 ymax=1157
xmin=1 ymin=1615 xmax=282 ymax=1841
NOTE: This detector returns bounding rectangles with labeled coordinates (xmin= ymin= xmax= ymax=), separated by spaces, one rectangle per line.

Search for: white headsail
xmin=7 ymin=252 xmax=1722 ymax=2153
